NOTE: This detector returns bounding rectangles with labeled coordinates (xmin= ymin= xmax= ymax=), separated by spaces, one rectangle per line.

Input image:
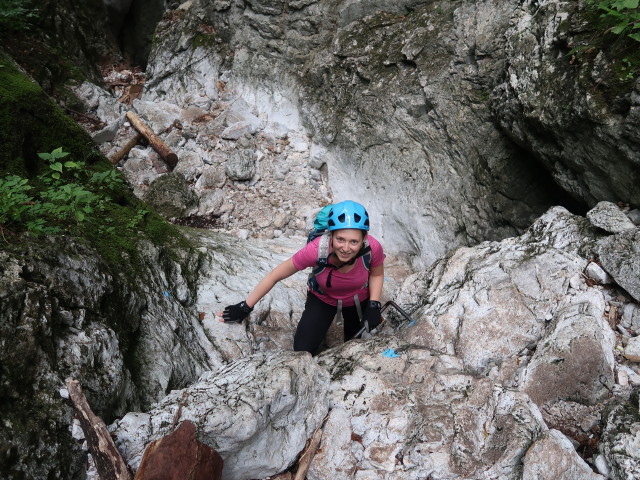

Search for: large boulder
xmin=596 ymin=229 xmax=640 ymax=303
xmin=520 ymin=295 xmax=616 ymax=407
xmin=315 ymin=337 xmax=548 ymax=479
xmin=395 ymin=207 xmax=603 ymax=384
xmin=111 ymin=350 xmax=330 ymax=480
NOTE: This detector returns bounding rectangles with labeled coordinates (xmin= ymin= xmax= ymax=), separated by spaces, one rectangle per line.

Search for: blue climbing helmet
xmin=327 ymin=200 xmax=370 ymax=231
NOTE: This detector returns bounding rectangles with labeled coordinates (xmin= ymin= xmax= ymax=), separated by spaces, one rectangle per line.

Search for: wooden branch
xmin=62 ymin=105 xmax=104 ymax=125
xmin=66 ymin=379 xmax=133 ymax=480
xmin=126 ymin=111 xmax=178 ymax=170
xmin=109 ymin=133 xmax=142 ymax=165
xmin=293 ymin=427 xmax=323 ymax=480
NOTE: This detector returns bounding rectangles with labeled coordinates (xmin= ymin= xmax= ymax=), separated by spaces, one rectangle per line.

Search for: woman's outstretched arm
xmin=217 ymin=258 xmax=299 ymax=322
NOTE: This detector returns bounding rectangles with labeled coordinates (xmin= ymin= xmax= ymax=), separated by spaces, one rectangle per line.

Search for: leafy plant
xmin=591 ymin=0 xmax=640 ymax=42
xmin=0 ymin=0 xmax=38 ymax=32
xmin=0 ymin=175 xmax=34 ymax=226
xmin=0 ymin=148 xmax=122 ymax=237
xmin=38 ymin=147 xmax=82 ymax=182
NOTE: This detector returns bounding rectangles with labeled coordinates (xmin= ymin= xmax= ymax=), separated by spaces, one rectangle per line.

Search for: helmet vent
xmin=338 ymin=213 xmax=346 ymax=223
xmin=354 ymin=213 xmax=361 ymax=223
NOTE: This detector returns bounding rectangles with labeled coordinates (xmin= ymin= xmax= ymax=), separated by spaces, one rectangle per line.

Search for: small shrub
xmin=590 ymin=0 xmax=640 ymax=42
xmin=0 ymin=0 xmax=38 ymax=32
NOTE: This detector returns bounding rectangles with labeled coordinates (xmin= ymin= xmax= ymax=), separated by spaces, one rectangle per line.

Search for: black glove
xmin=222 ymin=301 xmax=253 ymax=323
xmin=363 ymin=300 xmax=382 ymax=332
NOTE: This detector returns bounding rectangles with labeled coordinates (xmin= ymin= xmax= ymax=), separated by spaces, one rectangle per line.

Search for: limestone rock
xmin=599 ymin=391 xmax=640 ymax=479
xmin=138 ymin=0 xmax=570 ymax=267
xmin=143 ymin=172 xmax=199 ymax=218
xmin=315 ymin=337 xmax=548 ymax=479
xmin=494 ymin=1 xmax=640 ymax=209
xmin=195 ymin=165 xmax=227 ymax=189
xmin=522 ymin=429 xmax=605 ymax=480
xmin=396 ymin=207 xmax=592 ymax=383
xmin=0 ymin=235 xmax=217 ymax=479
xmin=520 ymin=295 xmax=616 ymax=407
xmin=224 ymin=149 xmax=256 ymax=181
xmin=621 ymin=303 xmax=640 ymax=333
xmin=587 ymin=201 xmax=637 ymax=233
xmin=596 ymin=229 xmax=640 ymax=302
xmin=132 ymin=100 xmax=182 ymax=134
xmin=624 ymin=336 xmax=640 ymax=362
xmin=585 ymin=262 xmax=612 ymax=285
xmin=628 ymin=209 xmax=640 ymax=226
xmin=111 ymin=351 xmax=330 ymax=480
xmin=308 ymin=408 xmax=357 ymax=480
xmin=221 ymin=121 xmax=258 ymax=140
xmin=173 ymin=151 xmax=205 ymax=183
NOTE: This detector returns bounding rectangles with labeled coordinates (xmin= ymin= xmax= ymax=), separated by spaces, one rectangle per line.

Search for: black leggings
xmin=293 ymin=292 xmax=364 ymax=354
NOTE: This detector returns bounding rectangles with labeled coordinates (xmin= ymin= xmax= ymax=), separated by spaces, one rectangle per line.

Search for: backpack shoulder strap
xmin=316 ymin=231 xmax=331 ymax=265
xmin=360 ymin=238 xmax=372 ymax=271
xmin=308 ymin=232 xmax=332 ymax=294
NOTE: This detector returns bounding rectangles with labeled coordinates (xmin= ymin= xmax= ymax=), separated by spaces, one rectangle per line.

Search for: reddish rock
xmin=134 ymin=420 xmax=223 ymax=480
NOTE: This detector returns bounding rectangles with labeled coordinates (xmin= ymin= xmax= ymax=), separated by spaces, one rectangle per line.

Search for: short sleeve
xmin=367 ymin=235 xmax=385 ymax=267
xmin=292 ymin=237 xmax=321 ymax=270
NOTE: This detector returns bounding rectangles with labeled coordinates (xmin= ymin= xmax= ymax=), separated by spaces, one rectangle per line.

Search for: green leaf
xmin=623 ymin=0 xmax=639 ymax=9
xmin=51 ymin=147 xmax=69 ymax=159
xmin=75 ymin=211 xmax=85 ymax=222
xmin=50 ymin=162 xmax=63 ymax=173
xmin=629 ymin=32 xmax=640 ymax=41
xmin=38 ymin=152 xmax=52 ymax=160
xmin=64 ymin=161 xmax=80 ymax=168
xmin=52 ymin=172 xmax=60 ymax=180
xmin=612 ymin=21 xmax=629 ymax=33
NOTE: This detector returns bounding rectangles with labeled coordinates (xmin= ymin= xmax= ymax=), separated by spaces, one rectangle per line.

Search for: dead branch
xmin=126 ymin=111 xmax=178 ymax=170
xmin=66 ymin=379 xmax=133 ymax=480
xmin=109 ymin=133 xmax=142 ymax=165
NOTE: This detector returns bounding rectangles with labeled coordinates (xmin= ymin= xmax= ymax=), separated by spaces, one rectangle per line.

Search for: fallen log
xmin=293 ymin=426 xmax=323 ymax=480
xmin=126 ymin=111 xmax=179 ymax=170
xmin=109 ymin=133 xmax=142 ymax=165
xmin=65 ymin=379 xmax=132 ymax=480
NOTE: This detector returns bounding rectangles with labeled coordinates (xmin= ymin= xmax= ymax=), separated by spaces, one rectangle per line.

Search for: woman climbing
xmin=217 ymin=200 xmax=385 ymax=354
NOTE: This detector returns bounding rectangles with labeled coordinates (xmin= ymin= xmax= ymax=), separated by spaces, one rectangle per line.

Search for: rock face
xmin=102 ymin=0 xmax=636 ymax=270
xmin=108 ymin=0 xmax=573 ymax=269
xmin=75 ymin=0 xmax=639 ymax=271
xmin=596 ymin=229 xmax=640 ymax=303
xmin=494 ymin=0 xmax=640 ymax=209
xmin=0 ymin=236 xmax=217 ymax=479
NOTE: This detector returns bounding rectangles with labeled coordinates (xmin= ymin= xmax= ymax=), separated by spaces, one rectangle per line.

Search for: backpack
xmin=305 ymin=205 xmax=372 ymax=295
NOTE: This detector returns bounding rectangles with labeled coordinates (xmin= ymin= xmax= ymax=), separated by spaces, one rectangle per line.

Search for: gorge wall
xmin=138 ymin=0 xmax=639 ymax=267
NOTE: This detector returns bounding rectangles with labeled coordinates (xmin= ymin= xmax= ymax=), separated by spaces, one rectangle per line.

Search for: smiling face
xmin=331 ymin=229 xmax=365 ymax=263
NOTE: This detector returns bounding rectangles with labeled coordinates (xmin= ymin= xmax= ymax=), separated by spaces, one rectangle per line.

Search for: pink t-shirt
xmin=292 ymin=234 xmax=384 ymax=306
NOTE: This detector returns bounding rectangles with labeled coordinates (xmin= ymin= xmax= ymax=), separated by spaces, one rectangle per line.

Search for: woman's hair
xmin=331 ymin=229 xmax=367 ymax=240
